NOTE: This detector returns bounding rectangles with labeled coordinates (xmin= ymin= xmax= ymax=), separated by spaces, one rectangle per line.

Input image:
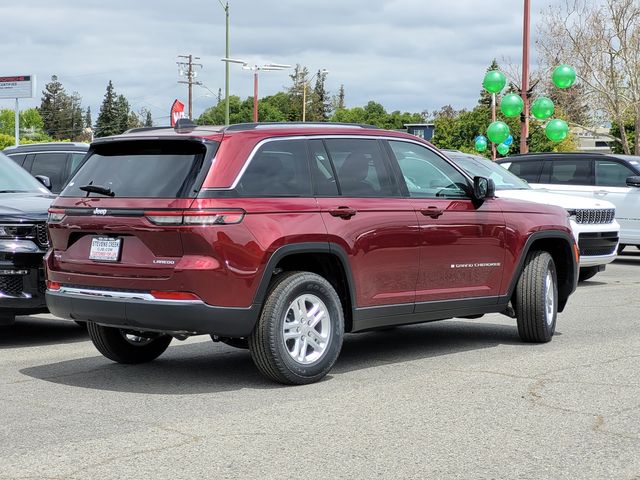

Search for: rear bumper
xmin=46 ymin=289 xmax=260 ymax=337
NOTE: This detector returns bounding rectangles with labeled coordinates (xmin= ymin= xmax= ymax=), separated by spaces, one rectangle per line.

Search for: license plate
xmin=89 ymin=237 xmax=122 ymax=262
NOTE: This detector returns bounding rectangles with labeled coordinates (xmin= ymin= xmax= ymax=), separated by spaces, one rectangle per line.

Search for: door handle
xmin=328 ymin=207 xmax=357 ymax=219
xmin=420 ymin=207 xmax=444 ymax=218
xmin=594 ymin=190 xmax=608 ymax=196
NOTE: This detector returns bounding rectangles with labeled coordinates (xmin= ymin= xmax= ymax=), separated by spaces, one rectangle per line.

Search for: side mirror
xmin=34 ymin=175 xmax=52 ymax=190
xmin=473 ymin=176 xmax=495 ymax=200
xmin=626 ymin=176 xmax=640 ymax=187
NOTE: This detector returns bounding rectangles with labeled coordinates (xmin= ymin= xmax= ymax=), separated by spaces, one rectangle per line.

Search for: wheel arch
xmin=507 ymin=231 xmax=578 ymax=312
xmin=253 ymin=242 xmax=357 ymax=332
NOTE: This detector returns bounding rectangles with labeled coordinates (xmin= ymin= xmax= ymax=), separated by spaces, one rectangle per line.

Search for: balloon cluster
xmin=476 ymin=65 xmax=576 ymax=155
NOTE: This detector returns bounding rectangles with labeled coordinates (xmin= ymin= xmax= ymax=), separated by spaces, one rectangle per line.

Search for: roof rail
xmin=222 ymin=122 xmax=380 ymax=132
xmin=124 ymin=126 xmax=173 ymax=134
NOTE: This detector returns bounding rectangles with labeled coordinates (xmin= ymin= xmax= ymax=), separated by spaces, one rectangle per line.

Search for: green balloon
xmin=500 ymin=93 xmax=524 ymax=118
xmin=552 ymin=64 xmax=576 ymax=89
xmin=483 ymin=70 xmax=507 ymax=94
xmin=531 ymin=97 xmax=555 ymax=120
xmin=487 ymin=121 xmax=510 ymax=144
xmin=497 ymin=143 xmax=510 ymax=156
xmin=475 ymin=137 xmax=488 ymax=152
xmin=545 ymin=119 xmax=569 ymax=142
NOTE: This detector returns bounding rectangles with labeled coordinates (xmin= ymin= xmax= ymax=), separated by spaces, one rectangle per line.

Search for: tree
xmin=331 ymin=101 xmax=422 ymax=129
xmin=140 ymin=108 xmax=153 ymax=127
xmin=38 ymin=76 xmax=74 ymax=140
xmin=69 ymin=92 xmax=84 ymax=140
xmin=537 ymin=0 xmax=640 ymax=154
xmin=85 ymin=106 xmax=92 ymax=129
xmin=287 ymin=64 xmax=310 ymax=121
xmin=308 ymin=70 xmax=330 ymax=121
xmin=95 ymin=81 xmax=120 ymax=137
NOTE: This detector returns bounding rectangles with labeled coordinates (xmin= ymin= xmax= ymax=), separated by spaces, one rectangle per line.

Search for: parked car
xmin=0 ymin=152 xmax=55 ymax=324
xmin=498 ymin=152 xmax=640 ymax=253
xmin=3 ymin=142 xmax=89 ymax=194
xmin=45 ymin=122 xmax=578 ymax=384
xmin=446 ymin=151 xmax=619 ymax=281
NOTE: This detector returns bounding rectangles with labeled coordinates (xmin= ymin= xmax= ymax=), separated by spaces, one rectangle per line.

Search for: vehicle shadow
xmin=0 ymin=316 xmax=87 ymax=349
xmin=20 ymin=319 xmax=522 ymax=395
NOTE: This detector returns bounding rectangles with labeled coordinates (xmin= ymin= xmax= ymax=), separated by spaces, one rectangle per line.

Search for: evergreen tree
xmin=69 ymin=92 xmax=84 ymax=140
xmin=287 ymin=64 xmax=309 ymax=121
xmin=309 ymin=70 xmax=330 ymax=121
xmin=332 ymin=84 xmax=346 ymax=113
xmin=116 ymin=95 xmax=132 ymax=133
xmin=39 ymin=76 xmax=73 ymax=140
xmin=84 ymin=106 xmax=92 ymax=129
xmin=143 ymin=109 xmax=153 ymax=127
xmin=95 ymin=81 xmax=120 ymax=137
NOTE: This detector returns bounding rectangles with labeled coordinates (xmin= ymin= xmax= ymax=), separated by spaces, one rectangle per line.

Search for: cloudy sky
xmin=1 ymin=0 xmax=563 ymax=124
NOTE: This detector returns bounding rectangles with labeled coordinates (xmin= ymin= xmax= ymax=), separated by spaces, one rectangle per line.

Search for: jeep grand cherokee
xmin=45 ymin=121 xmax=579 ymax=384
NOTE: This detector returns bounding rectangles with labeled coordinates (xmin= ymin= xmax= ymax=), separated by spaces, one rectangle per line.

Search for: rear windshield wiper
xmin=79 ymin=184 xmax=115 ymax=197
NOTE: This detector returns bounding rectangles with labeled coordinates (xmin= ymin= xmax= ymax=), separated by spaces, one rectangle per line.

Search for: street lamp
xmin=303 ymin=69 xmax=329 ymax=122
xmin=217 ymin=0 xmax=231 ymax=125
xmin=221 ymin=58 xmax=291 ymax=122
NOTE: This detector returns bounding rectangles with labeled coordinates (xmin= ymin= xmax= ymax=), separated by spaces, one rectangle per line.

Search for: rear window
xmin=61 ymin=140 xmax=217 ymax=198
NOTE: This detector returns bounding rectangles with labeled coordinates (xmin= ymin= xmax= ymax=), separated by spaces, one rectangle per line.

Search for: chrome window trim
xmin=201 ymin=134 xmax=473 ymax=193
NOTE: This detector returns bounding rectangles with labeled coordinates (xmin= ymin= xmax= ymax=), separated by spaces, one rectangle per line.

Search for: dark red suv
xmin=45 ymin=122 xmax=579 ymax=384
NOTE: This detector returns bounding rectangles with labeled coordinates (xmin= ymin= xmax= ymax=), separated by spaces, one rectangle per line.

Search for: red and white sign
xmin=0 ymin=75 xmax=36 ymax=99
xmin=170 ymin=100 xmax=185 ymax=127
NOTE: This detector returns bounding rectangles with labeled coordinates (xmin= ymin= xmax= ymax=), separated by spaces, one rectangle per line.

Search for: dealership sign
xmin=170 ymin=99 xmax=186 ymax=127
xmin=0 ymin=75 xmax=36 ymax=99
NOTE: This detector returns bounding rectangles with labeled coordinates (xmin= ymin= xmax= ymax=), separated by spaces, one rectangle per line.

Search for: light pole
xmin=520 ymin=0 xmax=531 ymax=154
xmin=217 ymin=0 xmax=230 ymax=125
xmin=221 ymin=58 xmax=290 ymax=122
xmin=303 ymin=69 xmax=329 ymax=122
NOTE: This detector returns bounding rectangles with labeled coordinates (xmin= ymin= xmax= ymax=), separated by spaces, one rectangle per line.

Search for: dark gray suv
xmin=3 ymin=142 xmax=89 ymax=194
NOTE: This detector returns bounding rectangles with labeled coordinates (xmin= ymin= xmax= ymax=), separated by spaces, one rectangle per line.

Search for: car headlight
xmin=0 ymin=224 xmax=33 ymax=238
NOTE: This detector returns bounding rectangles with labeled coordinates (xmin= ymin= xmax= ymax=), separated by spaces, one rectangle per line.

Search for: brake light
xmin=47 ymin=281 xmax=61 ymax=291
xmin=150 ymin=290 xmax=201 ymax=301
xmin=48 ymin=208 xmax=66 ymax=223
xmin=145 ymin=209 xmax=244 ymax=226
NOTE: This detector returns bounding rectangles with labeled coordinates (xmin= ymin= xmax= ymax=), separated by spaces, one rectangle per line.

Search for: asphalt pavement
xmin=1 ymin=252 xmax=640 ymax=479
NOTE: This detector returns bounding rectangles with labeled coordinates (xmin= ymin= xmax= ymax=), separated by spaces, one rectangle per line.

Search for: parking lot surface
xmin=2 ymin=253 xmax=640 ymax=480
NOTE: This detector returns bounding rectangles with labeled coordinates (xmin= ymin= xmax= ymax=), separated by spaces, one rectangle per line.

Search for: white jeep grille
xmin=574 ymin=209 xmax=615 ymax=224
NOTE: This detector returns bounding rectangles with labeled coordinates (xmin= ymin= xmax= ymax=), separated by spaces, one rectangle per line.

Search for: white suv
xmin=447 ymin=152 xmax=620 ymax=281
xmin=498 ymin=153 xmax=640 ymax=253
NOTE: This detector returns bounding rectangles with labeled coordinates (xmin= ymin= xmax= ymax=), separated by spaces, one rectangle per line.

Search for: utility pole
xmin=217 ymin=0 xmax=230 ymax=125
xmin=520 ymin=0 xmax=531 ymax=154
xmin=177 ymin=54 xmax=202 ymax=120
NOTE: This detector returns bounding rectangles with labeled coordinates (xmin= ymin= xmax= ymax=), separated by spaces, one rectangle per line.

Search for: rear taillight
xmin=150 ymin=290 xmax=201 ymax=301
xmin=145 ymin=209 xmax=245 ymax=226
xmin=47 ymin=281 xmax=61 ymax=291
xmin=48 ymin=208 xmax=66 ymax=223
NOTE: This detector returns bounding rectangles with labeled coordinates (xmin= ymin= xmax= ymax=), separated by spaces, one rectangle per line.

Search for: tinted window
xmin=7 ymin=154 xmax=26 ymax=166
xmin=545 ymin=159 xmax=592 ymax=185
xmin=595 ymin=160 xmax=635 ymax=187
xmin=324 ymin=139 xmax=395 ymax=197
xmin=31 ymin=152 xmax=68 ymax=193
xmin=309 ymin=140 xmax=338 ymax=196
xmin=506 ymin=160 xmax=543 ymax=182
xmin=62 ymin=140 xmax=214 ymax=198
xmin=0 ymin=153 xmax=51 ymax=193
xmin=69 ymin=152 xmax=87 ymax=175
xmin=239 ymin=140 xmax=311 ymax=196
xmin=389 ymin=141 xmax=468 ymax=198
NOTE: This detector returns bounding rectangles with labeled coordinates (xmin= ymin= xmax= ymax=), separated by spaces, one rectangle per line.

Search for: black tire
xmin=578 ymin=266 xmax=599 ymax=282
xmin=618 ymin=244 xmax=626 ymax=254
xmin=514 ymin=250 xmax=558 ymax=343
xmin=211 ymin=336 xmax=249 ymax=349
xmin=248 ymin=271 xmax=344 ymax=385
xmin=87 ymin=322 xmax=172 ymax=364
xmin=0 ymin=314 xmax=15 ymax=326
